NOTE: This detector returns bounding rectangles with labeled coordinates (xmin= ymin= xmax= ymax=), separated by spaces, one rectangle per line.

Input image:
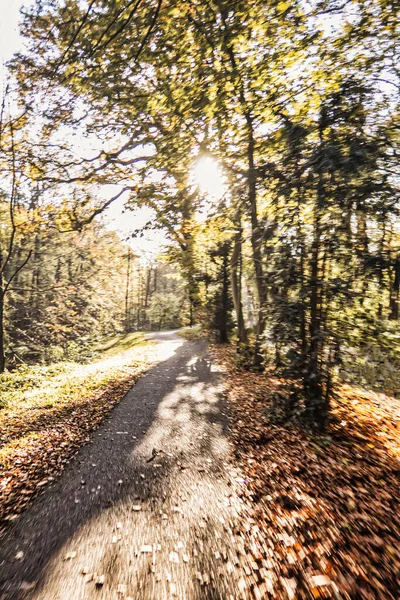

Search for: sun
xmin=192 ymin=156 xmax=227 ymax=199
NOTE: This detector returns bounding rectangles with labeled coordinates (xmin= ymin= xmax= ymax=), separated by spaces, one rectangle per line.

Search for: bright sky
xmin=0 ymin=0 xmax=346 ymax=263
xmin=0 ymin=1 xmax=235 ymax=262
xmin=0 ymin=0 xmax=24 ymax=64
xmin=0 ymin=0 xmax=168 ymax=259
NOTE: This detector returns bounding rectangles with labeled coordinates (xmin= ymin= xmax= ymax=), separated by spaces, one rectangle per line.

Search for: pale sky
xmin=0 ymin=0 xmax=24 ymax=64
xmin=0 ymin=0 xmax=167 ymax=259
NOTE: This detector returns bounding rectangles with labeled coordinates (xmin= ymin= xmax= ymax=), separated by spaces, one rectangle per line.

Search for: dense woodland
xmin=0 ymin=205 xmax=184 ymax=367
xmin=0 ymin=0 xmax=399 ymax=427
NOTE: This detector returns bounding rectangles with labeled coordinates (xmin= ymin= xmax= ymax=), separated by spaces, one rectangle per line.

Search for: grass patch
xmin=0 ymin=332 xmax=155 ymax=522
xmin=93 ymin=331 xmax=146 ymax=355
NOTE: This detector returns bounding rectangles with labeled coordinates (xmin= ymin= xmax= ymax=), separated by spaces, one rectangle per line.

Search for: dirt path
xmin=0 ymin=332 xmax=248 ymax=600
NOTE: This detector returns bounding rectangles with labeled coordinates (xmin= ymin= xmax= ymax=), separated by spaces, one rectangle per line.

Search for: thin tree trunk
xmin=356 ymin=203 xmax=369 ymax=299
xmin=377 ymin=221 xmax=386 ymax=318
xmin=217 ymin=9 xmax=266 ymax=365
xmin=0 ymin=283 xmax=5 ymax=373
xmin=30 ymin=233 xmax=41 ymax=307
xmin=295 ymin=185 xmax=307 ymax=355
xmin=299 ymin=228 xmax=307 ymax=355
xmin=189 ymin=294 xmax=194 ymax=327
xmin=125 ymin=249 xmax=131 ymax=333
xmin=137 ymin=266 xmax=142 ymax=330
xmin=230 ymin=224 xmax=247 ymax=344
xmin=307 ymin=186 xmax=323 ymax=422
xmin=247 ymin=123 xmax=267 ymax=366
xmin=144 ymin=267 xmax=152 ymax=308
xmin=153 ymin=266 xmax=157 ymax=293
xmin=304 ymin=110 xmax=331 ymax=427
xmin=219 ymin=243 xmax=229 ymax=343
xmin=390 ymin=254 xmax=400 ymax=320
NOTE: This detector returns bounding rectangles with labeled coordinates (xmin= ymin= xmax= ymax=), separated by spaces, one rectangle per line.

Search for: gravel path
xmin=0 ymin=332 xmax=247 ymax=600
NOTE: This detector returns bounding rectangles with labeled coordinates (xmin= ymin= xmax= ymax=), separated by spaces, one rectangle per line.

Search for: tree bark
xmin=230 ymin=226 xmax=247 ymax=344
xmin=247 ymin=126 xmax=267 ymax=366
xmin=305 ymin=112 xmax=329 ymax=427
xmin=390 ymin=253 xmax=400 ymax=320
xmin=144 ymin=267 xmax=152 ymax=309
xmin=306 ymin=182 xmax=324 ymax=424
xmin=218 ymin=8 xmax=266 ymax=365
xmin=0 ymin=283 xmax=5 ymax=373
xmin=125 ymin=249 xmax=131 ymax=333
xmin=219 ymin=242 xmax=229 ymax=343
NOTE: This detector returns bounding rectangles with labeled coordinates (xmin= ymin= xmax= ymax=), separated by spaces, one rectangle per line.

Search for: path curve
xmin=0 ymin=332 xmax=248 ymax=600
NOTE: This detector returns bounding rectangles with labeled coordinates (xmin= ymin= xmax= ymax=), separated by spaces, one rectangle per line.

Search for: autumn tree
xmin=10 ymin=0 xmax=400 ymax=426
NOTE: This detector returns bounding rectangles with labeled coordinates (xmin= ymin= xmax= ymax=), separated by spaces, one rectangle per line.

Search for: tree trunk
xmin=153 ymin=266 xmax=157 ymax=293
xmin=137 ymin=265 xmax=142 ymax=330
xmin=219 ymin=243 xmax=229 ymax=343
xmin=30 ymin=232 xmax=41 ymax=308
xmin=0 ymin=282 xmax=5 ymax=373
xmin=295 ymin=186 xmax=307 ymax=356
xmin=188 ymin=274 xmax=198 ymax=328
xmin=230 ymin=225 xmax=247 ymax=343
xmin=247 ymin=120 xmax=267 ymax=367
xmin=125 ymin=249 xmax=131 ymax=333
xmin=304 ymin=109 xmax=332 ymax=427
xmin=377 ymin=221 xmax=386 ymax=319
xmin=306 ymin=187 xmax=324 ymax=424
xmin=144 ymin=267 xmax=152 ymax=308
xmin=390 ymin=254 xmax=400 ymax=320
xmin=299 ymin=229 xmax=307 ymax=355
xmin=217 ymin=11 xmax=266 ymax=364
xmin=356 ymin=204 xmax=369 ymax=298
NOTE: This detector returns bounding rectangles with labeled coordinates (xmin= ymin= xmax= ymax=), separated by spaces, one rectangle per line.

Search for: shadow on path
xmin=0 ymin=337 xmax=243 ymax=600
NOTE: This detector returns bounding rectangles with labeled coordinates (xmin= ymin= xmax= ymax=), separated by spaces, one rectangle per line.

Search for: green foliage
xmin=147 ymin=292 xmax=182 ymax=330
xmin=4 ymin=0 xmax=400 ymax=426
xmin=0 ymin=331 xmax=150 ymax=410
xmin=94 ymin=332 xmax=145 ymax=355
xmin=3 ymin=222 xmax=129 ymax=365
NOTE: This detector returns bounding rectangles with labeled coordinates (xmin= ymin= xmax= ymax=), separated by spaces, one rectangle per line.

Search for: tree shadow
xmin=0 ymin=339 xmax=235 ymax=600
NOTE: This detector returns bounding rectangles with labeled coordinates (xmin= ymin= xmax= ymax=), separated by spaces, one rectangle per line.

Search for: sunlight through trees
xmin=0 ymin=0 xmax=398 ymax=426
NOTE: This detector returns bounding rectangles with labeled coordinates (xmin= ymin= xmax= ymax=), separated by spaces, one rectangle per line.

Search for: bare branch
xmin=52 ymin=0 xmax=97 ymax=79
xmin=131 ymin=0 xmax=163 ymax=63
xmin=4 ymin=249 xmax=33 ymax=294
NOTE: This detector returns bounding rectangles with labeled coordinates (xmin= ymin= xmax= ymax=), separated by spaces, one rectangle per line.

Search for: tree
xmin=0 ymin=92 xmax=37 ymax=371
xmin=11 ymin=0 xmax=400 ymax=427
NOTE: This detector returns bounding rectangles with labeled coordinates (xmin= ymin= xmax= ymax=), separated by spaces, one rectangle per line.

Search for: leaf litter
xmin=213 ymin=345 xmax=400 ymax=599
xmin=0 ymin=351 xmax=155 ymax=524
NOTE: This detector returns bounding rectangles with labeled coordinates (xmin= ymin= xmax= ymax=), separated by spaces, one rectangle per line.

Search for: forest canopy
xmin=0 ymin=0 xmax=399 ymax=427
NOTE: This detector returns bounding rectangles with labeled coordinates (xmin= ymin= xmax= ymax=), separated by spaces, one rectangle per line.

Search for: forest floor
xmin=212 ymin=345 xmax=400 ymax=599
xmin=0 ymin=332 xmax=156 ymax=523
xmin=1 ymin=333 xmax=399 ymax=599
xmin=0 ymin=331 xmax=251 ymax=600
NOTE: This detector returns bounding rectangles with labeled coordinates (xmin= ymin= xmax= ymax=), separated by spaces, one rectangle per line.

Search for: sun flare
xmin=192 ymin=156 xmax=227 ymax=199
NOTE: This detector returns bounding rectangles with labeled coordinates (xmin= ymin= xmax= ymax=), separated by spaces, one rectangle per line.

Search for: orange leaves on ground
xmin=0 ymin=365 xmax=147 ymax=524
xmin=213 ymin=345 xmax=400 ymax=600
